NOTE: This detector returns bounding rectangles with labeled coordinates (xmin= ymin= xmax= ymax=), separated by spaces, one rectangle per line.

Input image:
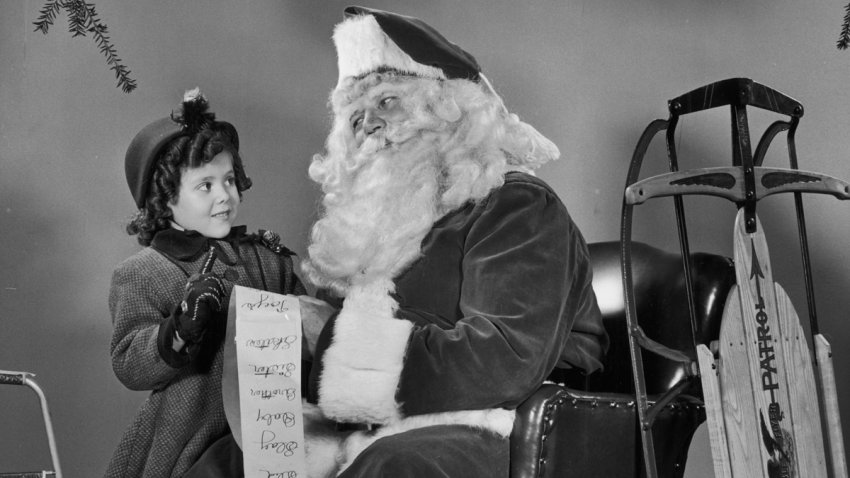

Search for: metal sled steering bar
xmin=626 ymin=166 xmax=850 ymax=205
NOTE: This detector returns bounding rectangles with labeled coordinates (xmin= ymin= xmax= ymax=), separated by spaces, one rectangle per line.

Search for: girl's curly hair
xmin=126 ymin=127 xmax=252 ymax=246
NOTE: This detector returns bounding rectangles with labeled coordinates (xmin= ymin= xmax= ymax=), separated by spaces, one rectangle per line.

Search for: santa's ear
xmin=431 ymin=95 xmax=461 ymax=123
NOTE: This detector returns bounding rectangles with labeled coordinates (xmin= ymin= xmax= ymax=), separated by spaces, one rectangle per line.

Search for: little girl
xmin=105 ymin=88 xmax=307 ymax=477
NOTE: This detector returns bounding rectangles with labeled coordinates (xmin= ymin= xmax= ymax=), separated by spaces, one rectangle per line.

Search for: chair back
xmin=511 ymin=241 xmax=736 ymax=478
xmin=551 ymin=241 xmax=735 ymax=396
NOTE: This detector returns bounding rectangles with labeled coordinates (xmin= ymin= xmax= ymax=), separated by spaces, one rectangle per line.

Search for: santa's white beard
xmin=304 ymin=130 xmax=446 ymax=295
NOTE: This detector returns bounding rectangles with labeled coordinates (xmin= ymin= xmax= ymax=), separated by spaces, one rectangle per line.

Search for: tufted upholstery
xmin=509 ymin=241 xmax=736 ymax=478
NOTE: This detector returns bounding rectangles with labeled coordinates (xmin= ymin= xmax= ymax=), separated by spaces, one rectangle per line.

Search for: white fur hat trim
xmin=333 ymin=14 xmax=446 ymax=89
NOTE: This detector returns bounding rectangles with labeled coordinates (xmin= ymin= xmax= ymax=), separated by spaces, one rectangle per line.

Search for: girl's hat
xmin=124 ymin=88 xmax=239 ymax=209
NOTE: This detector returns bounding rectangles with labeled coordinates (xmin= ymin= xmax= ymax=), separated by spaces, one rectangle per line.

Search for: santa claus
xmin=301 ymin=6 xmax=608 ymax=477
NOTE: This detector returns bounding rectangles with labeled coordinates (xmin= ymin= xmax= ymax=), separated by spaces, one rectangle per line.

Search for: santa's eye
xmin=378 ymin=96 xmax=398 ymax=109
xmin=351 ymin=113 xmax=364 ymax=131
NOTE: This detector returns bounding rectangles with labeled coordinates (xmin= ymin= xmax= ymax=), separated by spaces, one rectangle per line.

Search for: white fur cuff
xmin=318 ymin=280 xmax=413 ymax=424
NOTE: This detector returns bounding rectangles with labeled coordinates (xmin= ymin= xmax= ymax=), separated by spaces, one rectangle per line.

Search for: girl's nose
xmin=213 ymin=184 xmax=230 ymax=203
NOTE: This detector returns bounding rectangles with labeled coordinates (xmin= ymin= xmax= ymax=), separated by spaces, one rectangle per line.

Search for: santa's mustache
xmin=356 ymin=121 xmax=433 ymax=156
xmin=358 ymin=134 xmax=391 ymax=155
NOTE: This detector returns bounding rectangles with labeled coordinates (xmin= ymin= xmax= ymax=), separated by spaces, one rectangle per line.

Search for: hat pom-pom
xmin=172 ymin=87 xmax=215 ymax=132
xmin=183 ymin=86 xmax=202 ymax=103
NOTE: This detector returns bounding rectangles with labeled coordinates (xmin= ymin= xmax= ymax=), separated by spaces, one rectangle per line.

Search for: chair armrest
xmin=510 ymin=384 xmax=567 ymax=478
xmin=510 ymin=383 xmax=705 ymax=478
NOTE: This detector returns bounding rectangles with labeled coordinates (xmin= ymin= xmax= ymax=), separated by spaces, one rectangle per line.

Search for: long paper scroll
xmin=225 ymin=285 xmax=306 ymax=478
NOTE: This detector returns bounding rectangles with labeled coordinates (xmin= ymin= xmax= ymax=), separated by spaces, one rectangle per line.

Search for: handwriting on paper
xmin=232 ymin=286 xmax=306 ymax=478
xmin=241 ymin=292 xmax=291 ymax=313
xmin=245 ymin=335 xmax=298 ymax=351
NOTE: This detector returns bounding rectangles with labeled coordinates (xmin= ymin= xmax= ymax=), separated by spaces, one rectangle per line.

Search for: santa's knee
xmin=339 ymin=436 xmax=445 ymax=478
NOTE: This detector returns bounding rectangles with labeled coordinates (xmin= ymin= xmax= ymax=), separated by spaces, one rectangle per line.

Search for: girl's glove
xmin=173 ymin=272 xmax=225 ymax=343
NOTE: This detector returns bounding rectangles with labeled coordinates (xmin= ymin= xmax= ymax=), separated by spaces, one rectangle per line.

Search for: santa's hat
xmin=333 ymin=6 xmax=483 ymax=90
xmin=331 ymin=6 xmax=560 ymax=168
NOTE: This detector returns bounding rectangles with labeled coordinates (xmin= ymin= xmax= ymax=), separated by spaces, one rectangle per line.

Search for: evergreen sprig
xmin=33 ymin=0 xmax=62 ymax=34
xmin=67 ymin=0 xmax=87 ymax=37
xmin=33 ymin=0 xmax=136 ymax=93
xmin=839 ymin=2 xmax=850 ymax=50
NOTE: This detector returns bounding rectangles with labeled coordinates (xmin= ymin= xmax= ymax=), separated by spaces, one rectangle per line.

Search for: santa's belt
xmin=335 ymin=422 xmax=379 ymax=432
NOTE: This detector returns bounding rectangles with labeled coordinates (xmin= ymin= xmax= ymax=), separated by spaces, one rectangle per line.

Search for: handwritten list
xmin=230 ymin=285 xmax=306 ymax=478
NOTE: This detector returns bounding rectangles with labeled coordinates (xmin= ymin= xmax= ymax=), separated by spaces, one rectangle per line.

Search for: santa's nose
xmin=364 ymin=112 xmax=385 ymax=136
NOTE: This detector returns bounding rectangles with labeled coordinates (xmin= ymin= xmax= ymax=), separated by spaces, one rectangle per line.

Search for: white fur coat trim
xmin=304 ymin=404 xmax=516 ymax=478
xmin=318 ymin=279 xmax=413 ymax=424
xmin=333 ymin=14 xmax=446 ymax=89
xmin=337 ymin=407 xmax=516 ymax=476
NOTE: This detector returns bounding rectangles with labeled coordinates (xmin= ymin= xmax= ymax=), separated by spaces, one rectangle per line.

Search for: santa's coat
xmin=307 ymin=171 xmax=608 ymax=473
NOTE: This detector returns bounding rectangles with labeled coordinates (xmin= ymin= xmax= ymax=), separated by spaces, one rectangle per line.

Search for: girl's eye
xmin=198 ymin=182 xmax=211 ymax=192
xmin=225 ymin=176 xmax=236 ymax=186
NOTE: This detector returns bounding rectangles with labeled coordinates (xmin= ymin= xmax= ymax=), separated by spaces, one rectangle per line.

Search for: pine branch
xmin=32 ymin=0 xmax=63 ymax=34
xmin=32 ymin=0 xmax=137 ymax=93
xmin=838 ymin=1 xmax=850 ymax=49
xmin=81 ymin=1 xmax=137 ymax=93
xmin=66 ymin=0 xmax=87 ymax=37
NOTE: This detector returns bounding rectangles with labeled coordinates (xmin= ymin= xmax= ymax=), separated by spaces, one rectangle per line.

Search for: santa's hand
xmin=299 ymin=295 xmax=337 ymax=360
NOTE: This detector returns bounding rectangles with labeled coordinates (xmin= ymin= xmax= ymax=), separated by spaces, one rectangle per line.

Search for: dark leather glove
xmin=173 ymin=272 xmax=225 ymax=343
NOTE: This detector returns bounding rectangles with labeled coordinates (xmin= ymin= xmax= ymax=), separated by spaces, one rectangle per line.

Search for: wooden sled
xmin=620 ymin=78 xmax=849 ymax=478
xmin=700 ymin=210 xmax=831 ymax=477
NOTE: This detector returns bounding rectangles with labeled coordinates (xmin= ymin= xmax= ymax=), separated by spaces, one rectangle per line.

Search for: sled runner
xmin=620 ymin=78 xmax=849 ymax=478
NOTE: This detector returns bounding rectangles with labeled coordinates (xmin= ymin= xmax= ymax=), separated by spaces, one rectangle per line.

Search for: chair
xmin=510 ymin=240 xmax=736 ymax=478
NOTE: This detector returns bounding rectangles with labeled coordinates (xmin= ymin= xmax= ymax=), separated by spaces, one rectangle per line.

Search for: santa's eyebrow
xmin=349 ymin=109 xmax=364 ymax=124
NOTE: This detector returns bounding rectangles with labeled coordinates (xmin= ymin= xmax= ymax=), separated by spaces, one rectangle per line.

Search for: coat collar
xmin=151 ymin=226 xmax=248 ymax=261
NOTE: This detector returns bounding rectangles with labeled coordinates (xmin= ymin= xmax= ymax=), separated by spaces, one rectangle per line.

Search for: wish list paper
xmin=232 ymin=285 xmax=305 ymax=478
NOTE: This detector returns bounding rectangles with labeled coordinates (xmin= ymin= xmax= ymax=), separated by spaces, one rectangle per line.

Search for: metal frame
xmin=0 ymin=370 xmax=62 ymax=478
xmin=619 ymin=78 xmax=849 ymax=477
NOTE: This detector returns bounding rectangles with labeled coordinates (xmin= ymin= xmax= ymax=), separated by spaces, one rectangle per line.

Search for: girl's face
xmin=169 ymin=151 xmax=240 ymax=238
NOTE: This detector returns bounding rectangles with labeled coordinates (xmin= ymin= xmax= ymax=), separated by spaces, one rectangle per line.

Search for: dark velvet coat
xmin=309 ymin=172 xmax=607 ymax=430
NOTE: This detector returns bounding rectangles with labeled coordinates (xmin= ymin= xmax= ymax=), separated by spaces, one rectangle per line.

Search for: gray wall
xmin=2 ymin=1 xmax=849 ymax=476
